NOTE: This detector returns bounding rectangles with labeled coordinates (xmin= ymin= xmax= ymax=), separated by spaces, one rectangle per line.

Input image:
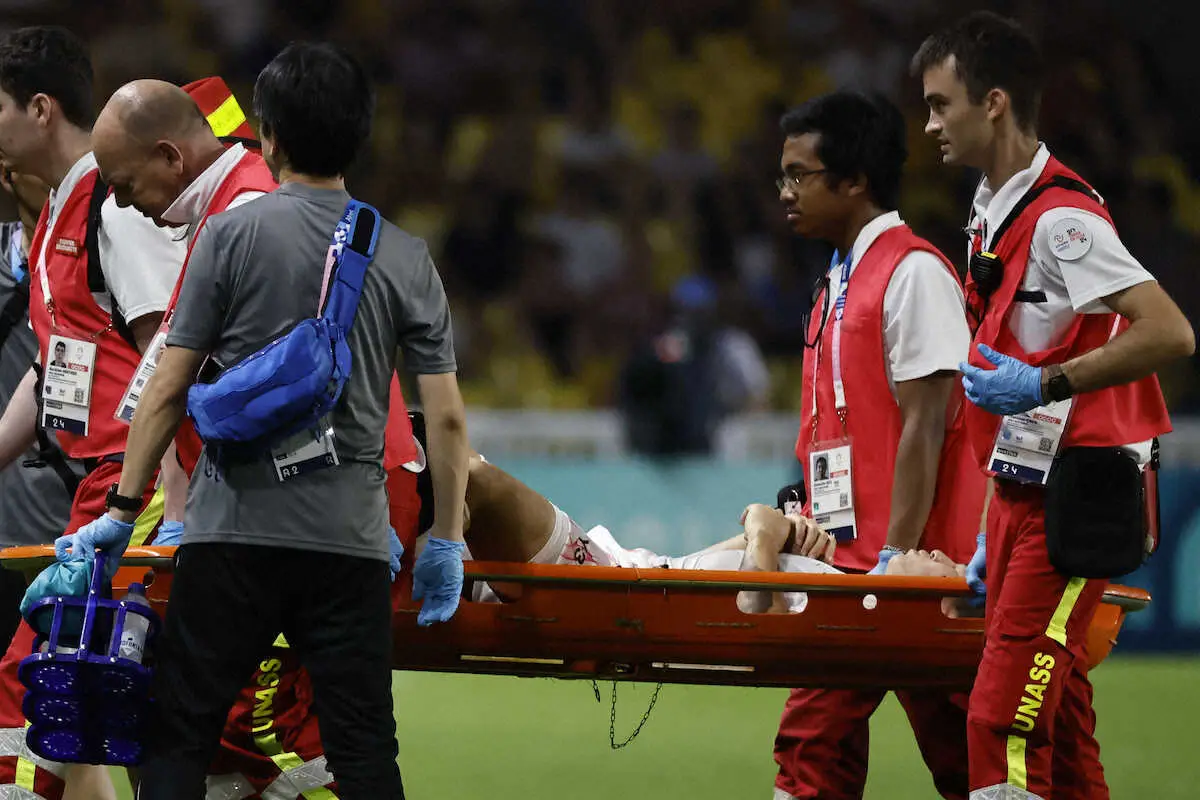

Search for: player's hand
xmin=54 ymin=513 xmax=134 ymax=577
xmin=388 ymin=526 xmax=405 ymax=582
xmin=784 ymin=514 xmax=836 ymax=564
xmin=960 ymin=344 xmax=1044 ymax=415
xmin=965 ymin=532 xmax=987 ymax=601
xmin=156 ymin=520 xmax=185 ymax=546
xmin=411 ymin=537 xmax=465 ymax=626
xmin=740 ymin=504 xmax=791 ymax=553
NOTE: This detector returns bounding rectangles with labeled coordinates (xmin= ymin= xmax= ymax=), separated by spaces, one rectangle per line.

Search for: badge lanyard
xmin=810 ymin=250 xmax=853 ymax=440
xmin=34 ymin=203 xmax=110 ymax=340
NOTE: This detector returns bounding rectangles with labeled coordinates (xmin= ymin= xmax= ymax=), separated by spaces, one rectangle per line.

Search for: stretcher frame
xmin=0 ymin=546 xmax=1149 ymax=692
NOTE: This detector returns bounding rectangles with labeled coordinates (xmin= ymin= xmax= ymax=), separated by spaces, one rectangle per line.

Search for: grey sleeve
xmin=395 ymin=241 xmax=457 ymax=374
xmin=165 ymin=221 xmax=230 ymax=352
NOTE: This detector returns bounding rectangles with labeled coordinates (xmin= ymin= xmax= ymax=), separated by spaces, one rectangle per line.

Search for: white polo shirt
xmin=37 ymin=152 xmax=186 ymax=324
xmin=967 ymin=143 xmax=1154 ymax=352
xmin=160 ymin=143 xmax=269 ymax=240
xmin=825 ymin=211 xmax=971 ymax=399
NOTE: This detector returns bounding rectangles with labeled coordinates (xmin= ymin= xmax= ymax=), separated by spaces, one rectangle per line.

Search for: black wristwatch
xmin=105 ymin=483 xmax=142 ymax=513
xmin=1044 ymin=364 xmax=1074 ymax=403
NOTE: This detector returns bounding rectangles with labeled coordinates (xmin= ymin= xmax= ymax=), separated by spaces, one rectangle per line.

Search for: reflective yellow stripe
xmin=1006 ymin=735 xmax=1028 ymax=790
xmin=1045 ymin=577 xmax=1087 ymax=647
xmin=206 ymin=95 xmax=247 ymax=138
xmin=14 ymin=754 xmax=37 ymax=791
xmin=130 ymin=486 xmax=166 ymax=546
xmin=253 ymin=731 xmax=337 ymax=800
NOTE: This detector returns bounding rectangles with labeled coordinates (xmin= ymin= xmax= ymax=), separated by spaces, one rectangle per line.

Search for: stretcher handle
xmin=466 ymin=561 xmax=975 ymax=597
xmin=0 ymin=544 xmax=175 ymax=572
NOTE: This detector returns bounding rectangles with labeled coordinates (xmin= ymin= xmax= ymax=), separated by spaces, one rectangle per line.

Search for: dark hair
xmin=911 ymin=11 xmax=1044 ymax=132
xmin=0 ymin=27 xmax=94 ymax=129
xmin=253 ymin=42 xmax=375 ymax=178
xmin=779 ymin=91 xmax=907 ymax=211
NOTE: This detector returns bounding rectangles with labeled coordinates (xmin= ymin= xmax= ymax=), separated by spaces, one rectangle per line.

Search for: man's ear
xmin=844 ymin=172 xmax=869 ymax=199
xmin=984 ymin=87 xmax=1009 ymax=123
xmin=158 ymin=141 xmax=186 ymax=175
xmin=28 ymin=93 xmax=54 ymax=128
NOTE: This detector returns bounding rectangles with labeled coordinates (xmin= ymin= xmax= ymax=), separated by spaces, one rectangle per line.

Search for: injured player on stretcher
xmin=417 ymin=451 xmax=966 ymax=613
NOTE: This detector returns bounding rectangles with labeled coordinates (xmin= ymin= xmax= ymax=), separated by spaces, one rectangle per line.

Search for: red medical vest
xmin=797 ymin=225 xmax=985 ymax=570
xmin=962 ymin=156 xmax=1171 ymax=470
xmin=28 ymin=166 xmax=141 ymax=460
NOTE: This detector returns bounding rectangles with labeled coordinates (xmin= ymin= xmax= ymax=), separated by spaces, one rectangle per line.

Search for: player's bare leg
xmin=462 ymin=452 xmax=558 ymax=562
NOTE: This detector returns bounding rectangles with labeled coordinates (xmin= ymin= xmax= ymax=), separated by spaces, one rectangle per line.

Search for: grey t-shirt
xmin=167 ymin=184 xmax=456 ymax=561
xmin=0 ymin=221 xmax=82 ymax=545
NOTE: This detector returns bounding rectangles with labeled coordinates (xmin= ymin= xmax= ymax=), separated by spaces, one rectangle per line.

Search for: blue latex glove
xmin=965 ymin=532 xmax=987 ymax=604
xmin=20 ymin=560 xmax=92 ymax=637
xmin=411 ymin=537 xmax=465 ymax=627
xmin=388 ymin=526 xmax=405 ymax=582
xmin=54 ymin=513 xmax=135 ymax=579
xmin=156 ymin=520 xmax=185 ymax=546
xmin=960 ymin=344 xmax=1044 ymax=415
xmin=867 ymin=548 xmax=901 ymax=575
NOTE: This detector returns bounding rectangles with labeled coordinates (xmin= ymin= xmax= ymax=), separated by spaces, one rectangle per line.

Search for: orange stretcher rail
xmin=0 ymin=546 xmax=1149 ymax=692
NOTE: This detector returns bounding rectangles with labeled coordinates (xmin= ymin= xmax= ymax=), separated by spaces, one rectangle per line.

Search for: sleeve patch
xmin=1048 ymin=216 xmax=1093 ymax=261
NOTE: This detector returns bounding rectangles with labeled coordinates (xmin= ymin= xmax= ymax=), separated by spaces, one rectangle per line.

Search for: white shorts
xmin=471 ymin=508 xmax=840 ymax=611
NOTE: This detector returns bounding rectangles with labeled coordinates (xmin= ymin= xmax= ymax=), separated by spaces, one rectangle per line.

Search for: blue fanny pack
xmin=186 ymin=199 xmax=381 ymax=449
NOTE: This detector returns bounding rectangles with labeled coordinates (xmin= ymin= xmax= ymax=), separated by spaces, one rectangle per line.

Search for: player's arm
xmin=1056 ymin=281 xmax=1195 ymax=395
xmin=886 ymin=373 xmax=954 ymax=550
xmin=0 ymin=366 xmax=39 ymax=469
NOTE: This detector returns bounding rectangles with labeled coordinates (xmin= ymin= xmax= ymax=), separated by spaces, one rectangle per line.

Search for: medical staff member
xmin=914 ymin=12 xmax=1194 ymax=799
xmin=772 ymin=91 xmax=985 ymax=800
xmin=0 ymin=26 xmax=187 ymax=800
xmin=64 ymin=42 xmax=468 ymax=800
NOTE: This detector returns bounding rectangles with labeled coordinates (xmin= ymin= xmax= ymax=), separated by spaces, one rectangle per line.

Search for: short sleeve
xmin=883 ymin=251 xmax=971 ymax=383
xmin=164 ymin=221 xmax=229 ymax=353
xmin=394 ymin=241 xmax=456 ymax=374
xmin=97 ymin=197 xmax=187 ymax=322
xmin=1033 ymin=207 xmax=1155 ymax=314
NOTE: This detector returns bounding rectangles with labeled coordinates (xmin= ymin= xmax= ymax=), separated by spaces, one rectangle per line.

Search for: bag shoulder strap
xmin=321 ymin=200 xmax=381 ymax=332
xmin=84 ymin=176 xmax=139 ymax=351
xmin=985 ymin=175 xmax=1098 ymax=253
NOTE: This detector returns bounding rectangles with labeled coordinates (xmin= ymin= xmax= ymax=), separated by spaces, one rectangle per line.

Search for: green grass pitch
xmin=112 ymin=656 xmax=1198 ymax=798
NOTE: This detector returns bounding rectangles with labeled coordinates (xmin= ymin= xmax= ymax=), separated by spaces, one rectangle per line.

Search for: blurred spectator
xmin=619 ymin=275 xmax=768 ymax=457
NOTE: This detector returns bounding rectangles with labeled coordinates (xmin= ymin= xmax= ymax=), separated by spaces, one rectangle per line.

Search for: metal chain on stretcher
xmin=591 ymin=679 xmax=663 ymax=749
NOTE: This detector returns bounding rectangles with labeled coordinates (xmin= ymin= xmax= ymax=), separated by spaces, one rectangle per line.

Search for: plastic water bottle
xmin=114 ymin=583 xmax=151 ymax=664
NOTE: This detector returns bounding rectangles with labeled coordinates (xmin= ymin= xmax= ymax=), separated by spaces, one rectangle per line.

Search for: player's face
xmin=0 ymin=88 xmax=46 ymax=175
xmin=779 ymin=133 xmax=850 ymax=241
xmin=921 ymin=56 xmax=992 ymax=168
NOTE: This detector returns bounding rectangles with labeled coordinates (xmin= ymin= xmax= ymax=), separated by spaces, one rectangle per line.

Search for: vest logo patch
xmin=1048 ymin=217 xmax=1092 ymax=261
xmin=54 ymin=238 xmax=81 ymax=256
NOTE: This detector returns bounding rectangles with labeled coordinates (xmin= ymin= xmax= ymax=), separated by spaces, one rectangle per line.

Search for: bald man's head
xmin=93 ymin=79 xmax=224 ymax=224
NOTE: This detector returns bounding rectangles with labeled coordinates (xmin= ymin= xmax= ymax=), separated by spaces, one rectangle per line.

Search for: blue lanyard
xmin=832 ymin=248 xmax=852 ymax=320
xmin=8 ymin=224 xmax=26 ymax=283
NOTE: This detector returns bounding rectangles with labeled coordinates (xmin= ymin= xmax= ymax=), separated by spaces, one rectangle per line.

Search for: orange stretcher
xmin=0 ymin=546 xmax=1149 ymax=692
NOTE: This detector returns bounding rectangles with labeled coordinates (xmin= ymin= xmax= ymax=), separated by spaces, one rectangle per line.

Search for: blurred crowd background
xmin=2 ymin=0 xmax=1198 ymax=453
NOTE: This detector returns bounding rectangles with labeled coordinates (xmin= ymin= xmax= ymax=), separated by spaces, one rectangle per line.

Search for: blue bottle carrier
xmin=17 ymin=552 xmax=160 ymax=766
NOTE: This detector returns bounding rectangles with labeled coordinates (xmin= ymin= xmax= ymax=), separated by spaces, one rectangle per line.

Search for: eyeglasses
xmin=776 ymin=169 xmax=829 ymax=194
